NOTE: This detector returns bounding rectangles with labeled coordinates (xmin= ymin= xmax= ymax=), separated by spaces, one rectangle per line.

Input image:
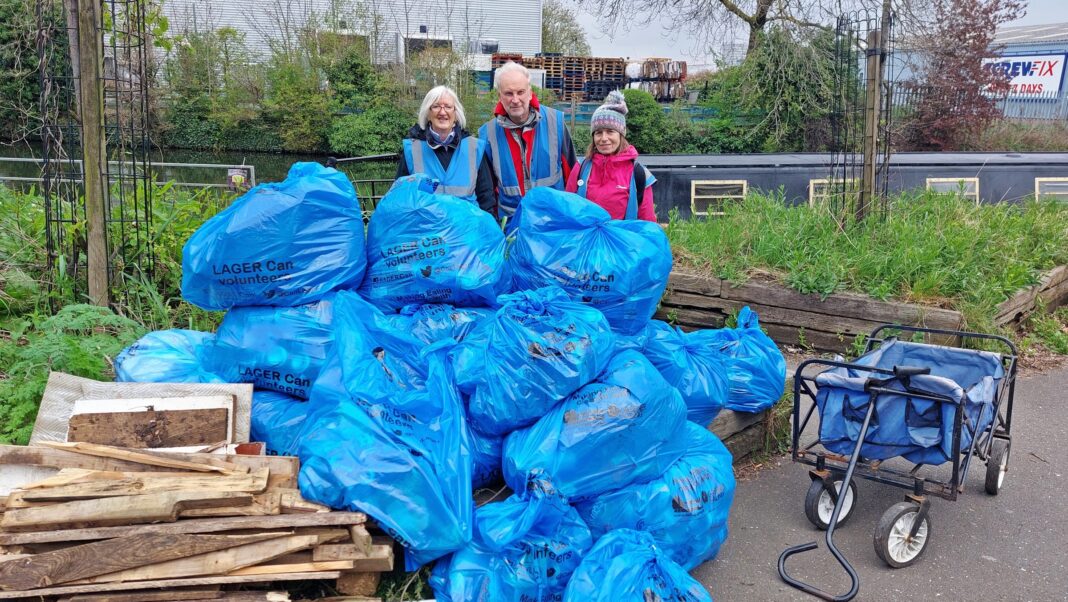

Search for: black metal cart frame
xmin=778 ymin=325 xmax=1018 ymax=602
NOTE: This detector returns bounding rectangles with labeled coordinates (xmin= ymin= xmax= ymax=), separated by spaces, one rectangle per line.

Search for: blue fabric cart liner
xmin=815 ymin=338 xmax=1004 ymax=465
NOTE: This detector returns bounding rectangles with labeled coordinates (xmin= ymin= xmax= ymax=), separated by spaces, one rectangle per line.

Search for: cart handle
xmin=779 ymin=387 xmax=876 ymax=602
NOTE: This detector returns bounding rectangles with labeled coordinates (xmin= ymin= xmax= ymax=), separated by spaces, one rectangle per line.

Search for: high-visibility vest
xmin=479 ymin=106 xmax=566 ymax=217
xmin=402 ymin=136 xmax=487 ymax=202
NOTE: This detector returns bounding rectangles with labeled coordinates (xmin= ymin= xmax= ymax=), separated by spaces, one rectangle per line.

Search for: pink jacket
xmin=564 ymin=146 xmax=656 ymax=221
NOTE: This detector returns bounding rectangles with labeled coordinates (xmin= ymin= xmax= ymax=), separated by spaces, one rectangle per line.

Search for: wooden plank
xmin=312 ymin=544 xmax=375 ymax=562
xmin=36 ymin=443 xmax=246 ymax=475
xmin=18 ymin=468 xmax=270 ymax=502
xmin=71 ymin=394 xmax=236 ymax=437
xmin=718 ymin=278 xmax=964 ymax=326
xmin=760 ymin=322 xmax=857 ymax=353
xmin=0 ymin=491 xmax=254 ymax=531
xmin=1040 ymin=274 xmax=1068 ymax=312
xmin=348 ymin=525 xmax=372 ymax=557
xmin=0 ymin=571 xmax=345 ymax=599
xmin=0 ymin=533 xmax=285 ymax=590
xmin=68 ymin=409 xmax=230 ymax=449
xmin=0 ymin=512 xmax=366 ymax=545
xmin=78 ymin=535 xmax=321 ymax=583
xmin=57 ymin=586 xmax=224 ymax=602
xmin=278 ymin=490 xmax=329 ymax=514
xmin=669 ymin=292 xmax=954 ymax=336
xmin=180 ymin=491 xmax=281 ymax=518
xmin=0 ymin=446 xmax=295 ymax=488
xmin=228 ymin=560 xmax=354 ymax=575
xmin=708 ymin=409 xmax=766 ymax=440
xmin=19 ymin=469 xmax=98 ymax=490
xmin=335 ymin=572 xmax=381 ymax=597
xmin=666 ymin=271 xmax=723 ymax=297
xmin=73 ymin=384 xmax=246 ymax=446
xmin=212 ymin=594 xmax=290 ymax=602
xmin=655 ymin=306 xmax=726 ymax=330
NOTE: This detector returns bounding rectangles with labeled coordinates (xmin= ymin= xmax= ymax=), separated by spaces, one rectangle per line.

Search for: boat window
xmin=926 ymin=177 xmax=979 ymax=201
xmin=809 ymin=178 xmax=859 ymax=207
xmin=1035 ymin=178 xmax=1068 ymax=202
xmin=690 ymin=180 xmax=747 ymax=216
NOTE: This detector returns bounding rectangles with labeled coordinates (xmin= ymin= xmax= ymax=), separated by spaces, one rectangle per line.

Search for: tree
xmin=543 ymin=0 xmax=591 ymax=56
xmin=703 ymin=27 xmax=837 ymax=152
xmin=579 ymin=0 xmax=936 ymax=58
xmin=897 ymin=0 xmax=1024 ymax=151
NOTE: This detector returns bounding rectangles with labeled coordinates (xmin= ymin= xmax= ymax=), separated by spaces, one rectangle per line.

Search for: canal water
xmin=0 ymin=143 xmax=396 ymax=186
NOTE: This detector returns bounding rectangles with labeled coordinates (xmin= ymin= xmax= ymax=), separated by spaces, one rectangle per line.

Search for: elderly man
xmin=479 ymin=61 xmax=577 ymax=223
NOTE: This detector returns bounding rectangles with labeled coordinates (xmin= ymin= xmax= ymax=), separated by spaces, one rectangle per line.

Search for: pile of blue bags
xmin=115 ymin=171 xmax=795 ymax=600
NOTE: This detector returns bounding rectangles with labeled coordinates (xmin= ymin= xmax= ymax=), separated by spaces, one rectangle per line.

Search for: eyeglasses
xmin=431 ymin=104 xmax=455 ymax=112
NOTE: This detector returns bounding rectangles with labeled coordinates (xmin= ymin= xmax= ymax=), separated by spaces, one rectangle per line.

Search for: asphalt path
xmin=694 ymin=361 xmax=1068 ymax=602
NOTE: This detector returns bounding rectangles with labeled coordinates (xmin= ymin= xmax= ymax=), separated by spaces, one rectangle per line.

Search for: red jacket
xmin=490 ymin=94 xmax=575 ymax=196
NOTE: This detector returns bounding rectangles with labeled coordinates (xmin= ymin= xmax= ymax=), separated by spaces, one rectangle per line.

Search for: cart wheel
xmin=985 ymin=440 xmax=1010 ymax=495
xmin=874 ymin=502 xmax=931 ymax=568
xmin=804 ymin=478 xmax=857 ymax=530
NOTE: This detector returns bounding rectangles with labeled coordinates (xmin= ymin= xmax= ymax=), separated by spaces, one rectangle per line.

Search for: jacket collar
xmin=493 ymin=93 xmax=543 ymax=120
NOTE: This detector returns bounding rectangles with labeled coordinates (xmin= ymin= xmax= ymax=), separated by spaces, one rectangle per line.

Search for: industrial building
xmin=161 ymin=0 xmax=542 ymax=65
xmin=988 ymin=22 xmax=1068 ymax=119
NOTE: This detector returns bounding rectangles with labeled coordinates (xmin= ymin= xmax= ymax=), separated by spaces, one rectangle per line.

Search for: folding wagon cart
xmin=777 ymin=325 xmax=1018 ymax=601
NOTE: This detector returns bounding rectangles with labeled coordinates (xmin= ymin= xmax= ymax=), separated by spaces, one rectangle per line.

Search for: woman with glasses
xmin=396 ymin=86 xmax=497 ymax=214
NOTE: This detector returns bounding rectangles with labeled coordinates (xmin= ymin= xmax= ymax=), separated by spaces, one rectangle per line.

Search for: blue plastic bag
xmin=641 ymin=320 xmax=730 ymax=426
xmin=705 ymin=307 xmax=787 ymax=413
xmin=432 ymin=480 xmax=593 ymax=602
xmin=360 ymin=174 xmax=507 ymax=311
xmin=453 ymin=287 xmax=616 ymax=435
xmin=469 ymin=423 xmax=504 ymax=489
xmin=211 ymin=296 xmax=335 ymax=400
xmin=383 ymin=304 xmax=493 ymax=346
xmin=508 ymin=188 xmax=672 ymax=335
xmin=297 ymin=291 xmax=472 ymax=569
xmin=250 ymin=390 xmax=323 ymax=456
xmin=502 ymin=350 xmax=688 ymax=501
xmin=182 ymin=162 xmax=366 ymax=310
xmin=575 ymin=422 xmax=736 ymax=570
xmin=563 ymin=529 xmax=712 ymax=602
xmin=115 ymin=330 xmax=223 ymax=383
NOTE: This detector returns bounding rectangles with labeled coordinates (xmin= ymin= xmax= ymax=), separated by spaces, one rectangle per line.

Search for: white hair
xmin=493 ymin=61 xmax=531 ymax=90
xmin=418 ymin=85 xmax=466 ymax=130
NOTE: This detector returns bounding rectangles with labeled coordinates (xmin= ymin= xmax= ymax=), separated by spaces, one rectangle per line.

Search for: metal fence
xmin=0 ymin=157 xmax=256 ymax=189
xmin=994 ymin=91 xmax=1068 ymax=121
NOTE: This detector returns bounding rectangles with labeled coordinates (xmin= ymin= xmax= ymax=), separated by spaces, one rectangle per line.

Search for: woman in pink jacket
xmin=565 ymin=90 xmax=657 ymax=221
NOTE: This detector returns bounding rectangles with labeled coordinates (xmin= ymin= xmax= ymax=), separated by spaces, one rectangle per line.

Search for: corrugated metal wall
xmin=163 ymin=0 xmax=541 ymax=61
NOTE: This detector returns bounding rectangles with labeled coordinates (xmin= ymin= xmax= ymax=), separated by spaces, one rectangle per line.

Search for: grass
xmin=666 ymin=190 xmax=1068 ymax=335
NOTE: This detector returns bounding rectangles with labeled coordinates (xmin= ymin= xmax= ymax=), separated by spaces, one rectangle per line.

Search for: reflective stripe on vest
xmin=480 ymin=106 xmax=565 ymax=215
xmin=402 ymin=137 xmax=486 ymax=202
xmin=575 ymin=158 xmax=638 ymax=220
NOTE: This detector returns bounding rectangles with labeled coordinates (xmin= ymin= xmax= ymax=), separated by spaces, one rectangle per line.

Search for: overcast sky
xmin=566 ymin=0 xmax=1068 ymax=70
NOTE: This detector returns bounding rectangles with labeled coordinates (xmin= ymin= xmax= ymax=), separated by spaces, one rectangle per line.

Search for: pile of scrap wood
xmin=0 ymin=442 xmax=393 ymax=602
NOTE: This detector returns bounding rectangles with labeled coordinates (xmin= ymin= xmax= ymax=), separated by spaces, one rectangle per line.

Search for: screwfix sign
xmin=983 ymin=54 xmax=1066 ymax=96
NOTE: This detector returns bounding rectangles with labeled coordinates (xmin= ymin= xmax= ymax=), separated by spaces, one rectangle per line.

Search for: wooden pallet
xmin=0 ymin=444 xmax=390 ymax=601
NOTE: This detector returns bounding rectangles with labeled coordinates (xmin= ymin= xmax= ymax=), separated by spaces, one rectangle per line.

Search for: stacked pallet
xmin=0 ymin=442 xmax=392 ymax=602
xmin=490 ymin=53 xmax=522 ymax=70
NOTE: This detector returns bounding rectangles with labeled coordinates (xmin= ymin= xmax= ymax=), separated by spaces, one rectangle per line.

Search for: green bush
xmin=0 ymin=305 xmax=145 ymax=444
xmin=329 ymin=105 xmax=411 ymax=157
xmin=621 ymin=89 xmax=669 ymax=154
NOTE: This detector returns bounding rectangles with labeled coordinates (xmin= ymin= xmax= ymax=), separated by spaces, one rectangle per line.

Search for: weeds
xmin=0 ymin=305 xmax=145 ymax=443
xmin=1022 ymin=306 xmax=1068 ymax=356
xmin=668 ymin=191 xmax=1068 ymax=334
